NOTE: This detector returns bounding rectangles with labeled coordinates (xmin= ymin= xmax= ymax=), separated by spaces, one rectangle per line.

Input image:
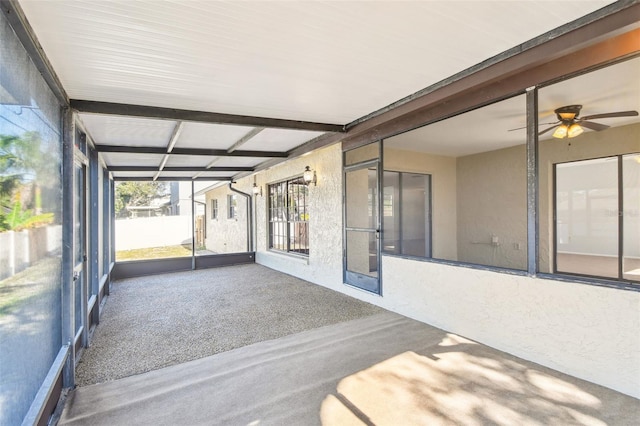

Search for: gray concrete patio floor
xmin=75 ymin=263 xmax=384 ymax=386
xmin=67 ymin=264 xmax=640 ymax=425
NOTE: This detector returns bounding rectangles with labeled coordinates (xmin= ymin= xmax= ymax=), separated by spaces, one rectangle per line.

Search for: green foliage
xmin=1 ymin=199 xmax=54 ymax=231
xmin=1 ymin=133 xmax=58 ymax=231
xmin=115 ymin=181 xmax=168 ymax=216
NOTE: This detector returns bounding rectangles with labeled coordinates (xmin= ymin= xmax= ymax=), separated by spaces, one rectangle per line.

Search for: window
xmin=211 ymin=199 xmax=218 ymax=220
xmin=383 ymin=171 xmax=431 ymax=258
xmin=554 ymin=154 xmax=639 ymax=282
xmin=538 ymin=56 xmax=640 ymax=286
xmin=268 ymin=177 xmax=309 ymax=255
xmin=227 ymin=194 xmax=237 ymax=219
xmin=383 ymin=94 xmax=528 ymax=271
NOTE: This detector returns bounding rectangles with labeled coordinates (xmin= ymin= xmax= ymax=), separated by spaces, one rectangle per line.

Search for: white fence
xmin=115 ymin=216 xmax=193 ymax=251
xmin=0 ymin=225 xmax=62 ymax=281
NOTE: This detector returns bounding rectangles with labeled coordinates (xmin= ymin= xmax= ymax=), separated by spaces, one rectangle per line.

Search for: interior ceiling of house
xmin=388 ymin=56 xmax=640 ymax=157
xmin=17 ymin=0 xmax=621 ymax=181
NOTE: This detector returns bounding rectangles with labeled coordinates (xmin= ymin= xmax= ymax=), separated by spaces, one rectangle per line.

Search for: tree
xmin=115 ymin=181 xmax=168 ymax=217
xmin=0 ymin=132 xmax=58 ymax=231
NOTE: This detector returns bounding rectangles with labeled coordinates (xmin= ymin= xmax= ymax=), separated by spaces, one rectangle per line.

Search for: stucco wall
xmin=538 ymin=123 xmax=640 ymax=272
xmin=215 ymin=140 xmax=640 ymax=399
xmin=204 ymin=188 xmax=249 ymax=253
xmin=380 ymin=255 xmax=640 ymax=398
xmin=253 ymin=143 xmax=344 ymax=288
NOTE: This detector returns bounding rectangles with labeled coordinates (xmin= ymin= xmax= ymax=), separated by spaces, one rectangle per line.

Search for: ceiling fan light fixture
xmin=552 ymin=124 xmax=568 ymax=139
xmin=567 ymin=123 xmax=584 ymax=138
xmin=558 ymin=112 xmax=576 ymax=120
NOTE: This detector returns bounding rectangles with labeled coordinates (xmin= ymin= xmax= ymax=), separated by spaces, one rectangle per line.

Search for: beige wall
xmin=456 ymin=144 xmax=528 ymax=270
xmin=384 ymin=147 xmax=458 ymax=260
xmin=538 ymin=122 xmax=640 ymax=272
xmin=204 ymin=188 xmax=249 ymax=253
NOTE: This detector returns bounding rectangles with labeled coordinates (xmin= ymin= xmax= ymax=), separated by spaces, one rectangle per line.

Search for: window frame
xmin=227 ymin=194 xmax=236 ymax=220
xmin=382 ymin=170 xmax=432 ymax=259
xmin=268 ymin=176 xmax=310 ymax=257
xmin=552 ymin=153 xmax=639 ymax=284
xmin=211 ymin=198 xmax=218 ymax=220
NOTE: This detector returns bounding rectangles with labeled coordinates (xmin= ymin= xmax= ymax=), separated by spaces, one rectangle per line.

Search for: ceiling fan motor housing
xmin=555 ymin=104 xmax=582 ymax=121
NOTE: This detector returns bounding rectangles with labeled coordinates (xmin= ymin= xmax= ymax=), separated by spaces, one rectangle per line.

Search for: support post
xmin=526 ymin=87 xmax=539 ymax=276
xmin=61 ymin=108 xmax=75 ymax=388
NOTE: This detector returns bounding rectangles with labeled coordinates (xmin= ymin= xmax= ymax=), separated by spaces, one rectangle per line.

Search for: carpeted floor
xmin=62 ymin=311 xmax=640 ymax=425
xmin=75 ymin=264 xmax=384 ymax=386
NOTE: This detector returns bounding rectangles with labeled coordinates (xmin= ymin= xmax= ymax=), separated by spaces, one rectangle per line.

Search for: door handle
xmin=73 ymin=271 xmax=80 ymax=281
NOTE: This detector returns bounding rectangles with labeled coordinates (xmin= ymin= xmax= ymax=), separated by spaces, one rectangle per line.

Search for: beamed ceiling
xmin=14 ymin=0 xmax=633 ymax=182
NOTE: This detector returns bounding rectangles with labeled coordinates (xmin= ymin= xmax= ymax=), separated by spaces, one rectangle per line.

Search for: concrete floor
xmin=75 ymin=264 xmax=383 ymax=386
xmin=66 ymin=264 xmax=640 ymax=425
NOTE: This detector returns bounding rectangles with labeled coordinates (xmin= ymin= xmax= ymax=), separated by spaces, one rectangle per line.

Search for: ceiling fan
xmin=511 ymin=104 xmax=639 ymax=139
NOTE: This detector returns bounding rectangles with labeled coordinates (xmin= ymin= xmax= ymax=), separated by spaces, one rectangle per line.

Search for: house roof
xmin=15 ymin=0 xmax=623 ymax=181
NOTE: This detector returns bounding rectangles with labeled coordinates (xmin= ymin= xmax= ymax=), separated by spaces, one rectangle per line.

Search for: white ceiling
xmin=17 ymin=0 xmax=633 ymax=180
xmin=19 ymin=0 xmax=613 ymax=124
xmin=387 ymin=56 xmax=640 ymax=157
xmin=78 ymin=111 xmax=322 ymax=180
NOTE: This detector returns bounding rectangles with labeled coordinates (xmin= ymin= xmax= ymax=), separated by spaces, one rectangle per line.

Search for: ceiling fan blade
xmin=508 ymin=121 xmax=558 ymax=132
xmin=579 ymin=121 xmax=610 ymax=131
xmin=580 ymin=110 xmax=639 ymax=120
xmin=538 ymin=125 xmax=558 ymax=136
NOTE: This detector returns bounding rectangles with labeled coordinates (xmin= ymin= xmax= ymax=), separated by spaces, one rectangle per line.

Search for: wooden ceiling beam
xmin=96 ymin=145 xmax=288 ymax=158
xmin=71 ymin=100 xmax=345 ymax=133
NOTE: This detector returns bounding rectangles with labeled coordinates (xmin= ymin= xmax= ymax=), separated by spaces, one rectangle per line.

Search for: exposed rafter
xmin=227 ymin=127 xmax=264 ymax=153
xmin=166 ymin=121 xmax=184 ymax=153
xmin=112 ymin=176 xmax=234 ymax=182
xmin=109 ymin=166 xmax=253 ymax=172
xmin=96 ymin=145 xmax=288 ymax=158
xmin=70 ymin=100 xmax=346 ymax=132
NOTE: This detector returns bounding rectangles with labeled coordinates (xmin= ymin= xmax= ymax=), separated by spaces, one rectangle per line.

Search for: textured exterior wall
xmin=380 ymin=255 xmax=640 ymax=398
xmin=456 ymin=144 xmax=528 ymax=270
xmin=538 ymin=123 xmax=640 ymax=272
xmin=383 ymin=147 xmax=457 ymax=260
xmin=208 ymin=139 xmax=640 ymax=399
xmin=253 ymin=144 xmax=344 ymax=288
xmin=204 ymin=187 xmax=249 ymax=253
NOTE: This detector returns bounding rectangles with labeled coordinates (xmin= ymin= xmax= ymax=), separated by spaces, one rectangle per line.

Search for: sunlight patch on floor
xmin=321 ymin=344 xmax=605 ymax=426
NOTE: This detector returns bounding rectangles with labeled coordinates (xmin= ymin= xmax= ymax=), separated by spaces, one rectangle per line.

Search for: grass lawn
xmin=116 ymin=245 xmax=192 ymax=261
xmin=0 ymin=257 xmax=59 ymax=317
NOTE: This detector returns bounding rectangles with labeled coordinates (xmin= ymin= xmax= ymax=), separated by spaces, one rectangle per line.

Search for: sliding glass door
xmin=555 ymin=154 xmax=639 ymax=282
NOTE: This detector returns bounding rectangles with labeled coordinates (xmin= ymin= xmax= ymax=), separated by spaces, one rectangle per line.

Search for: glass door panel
xmin=555 ymin=157 xmax=618 ymax=278
xmin=345 ymin=164 xmax=380 ymax=293
xmin=73 ymin=161 xmax=87 ymax=343
xmin=346 ymin=231 xmax=378 ymax=277
xmin=401 ymin=173 xmax=431 ymax=258
xmin=623 ymin=154 xmax=640 ymax=281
